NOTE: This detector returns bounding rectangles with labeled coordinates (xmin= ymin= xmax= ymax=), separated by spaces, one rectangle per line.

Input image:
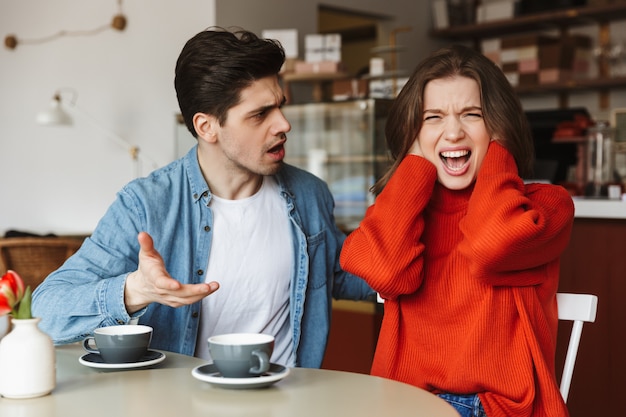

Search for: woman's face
xmin=417 ymin=75 xmax=491 ymax=190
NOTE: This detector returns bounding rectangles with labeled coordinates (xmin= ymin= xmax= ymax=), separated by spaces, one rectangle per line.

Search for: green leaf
xmin=15 ymin=285 xmax=32 ymax=319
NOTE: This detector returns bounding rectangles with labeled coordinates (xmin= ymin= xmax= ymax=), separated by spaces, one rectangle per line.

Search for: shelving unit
xmin=430 ymin=3 xmax=626 ymax=40
xmin=513 ymin=75 xmax=626 ymax=95
xmin=430 ymin=3 xmax=626 ymax=108
xmin=282 ymin=72 xmax=350 ymax=103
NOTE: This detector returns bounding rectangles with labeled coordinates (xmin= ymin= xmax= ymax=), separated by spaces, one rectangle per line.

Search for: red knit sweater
xmin=340 ymin=142 xmax=574 ymax=417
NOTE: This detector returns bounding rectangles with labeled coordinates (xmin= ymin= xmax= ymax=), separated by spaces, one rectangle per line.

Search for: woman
xmin=340 ymin=45 xmax=573 ymax=417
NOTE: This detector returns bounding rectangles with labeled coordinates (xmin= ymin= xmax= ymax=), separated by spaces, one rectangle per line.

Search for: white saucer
xmin=79 ymin=349 xmax=166 ymax=369
xmin=191 ymin=363 xmax=289 ymax=389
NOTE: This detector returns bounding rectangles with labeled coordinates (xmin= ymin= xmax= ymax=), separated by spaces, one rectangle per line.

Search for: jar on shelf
xmin=585 ymin=120 xmax=617 ymax=197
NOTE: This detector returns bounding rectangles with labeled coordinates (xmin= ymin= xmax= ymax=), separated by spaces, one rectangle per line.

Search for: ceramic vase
xmin=0 ymin=315 xmax=9 ymax=340
xmin=0 ymin=317 xmax=56 ymax=399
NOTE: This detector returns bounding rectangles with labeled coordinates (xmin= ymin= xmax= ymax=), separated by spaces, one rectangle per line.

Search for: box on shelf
xmin=482 ymin=33 xmax=593 ymax=87
xmin=294 ymin=60 xmax=344 ymax=74
xmin=476 ymin=0 xmax=517 ymax=23
xmin=281 ymin=58 xmax=298 ymax=74
xmin=324 ymin=34 xmax=342 ymax=62
xmin=485 ymin=34 xmax=558 ymax=87
xmin=431 ymin=0 xmax=449 ymax=29
xmin=369 ymin=57 xmax=385 ymax=76
xmin=538 ymin=35 xmax=593 ymax=84
xmin=332 ymin=78 xmax=368 ymax=101
xmin=518 ymin=0 xmax=587 ymax=15
xmin=501 ymin=34 xmax=558 ymax=55
xmin=305 ymin=33 xmax=342 ymax=63
xmin=519 ymin=73 xmax=540 ymax=86
xmin=305 ymin=34 xmax=324 ymax=62
xmin=369 ymin=77 xmax=409 ymax=99
xmin=481 ymin=38 xmax=502 ymax=67
xmin=448 ymin=0 xmax=478 ymax=25
xmin=261 ymin=29 xmax=298 ymax=59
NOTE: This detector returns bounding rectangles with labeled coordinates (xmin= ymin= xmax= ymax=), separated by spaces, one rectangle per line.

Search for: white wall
xmin=0 ymin=0 xmax=215 ymax=235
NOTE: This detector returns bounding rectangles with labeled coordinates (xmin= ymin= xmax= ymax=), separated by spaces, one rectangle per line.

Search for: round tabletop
xmin=0 ymin=344 xmax=459 ymax=417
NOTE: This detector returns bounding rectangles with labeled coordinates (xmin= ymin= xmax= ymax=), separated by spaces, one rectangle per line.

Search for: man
xmin=32 ymin=28 xmax=373 ymax=368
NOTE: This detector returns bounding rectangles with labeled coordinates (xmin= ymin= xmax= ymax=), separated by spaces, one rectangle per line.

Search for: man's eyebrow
xmin=247 ymin=96 xmax=287 ymax=116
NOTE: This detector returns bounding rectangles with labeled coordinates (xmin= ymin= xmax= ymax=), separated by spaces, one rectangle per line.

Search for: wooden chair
xmin=0 ymin=237 xmax=83 ymax=290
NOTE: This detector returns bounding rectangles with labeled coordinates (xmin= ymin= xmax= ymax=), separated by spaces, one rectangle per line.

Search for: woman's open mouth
xmin=440 ymin=150 xmax=471 ymax=173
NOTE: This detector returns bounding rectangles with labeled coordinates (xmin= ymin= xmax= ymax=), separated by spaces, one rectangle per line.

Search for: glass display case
xmin=283 ymin=99 xmax=393 ymax=231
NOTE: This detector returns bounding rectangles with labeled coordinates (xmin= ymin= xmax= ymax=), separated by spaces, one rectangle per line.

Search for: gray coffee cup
xmin=208 ymin=333 xmax=274 ymax=378
xmin=83 ymin=325 xmax=153 ymax=363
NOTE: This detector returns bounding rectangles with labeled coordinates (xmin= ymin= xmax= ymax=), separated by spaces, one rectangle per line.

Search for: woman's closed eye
xmin=423 ymin=113 xmax=442 ymax=122
xmin=461 ymin=105 xmax=483 ymax=119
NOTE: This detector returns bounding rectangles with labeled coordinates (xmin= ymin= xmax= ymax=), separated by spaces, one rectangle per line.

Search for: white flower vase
xmin=0 ymin=315 xmax=9 ymax=340
xmin=0 ymin=317 xmax=56 ymax=399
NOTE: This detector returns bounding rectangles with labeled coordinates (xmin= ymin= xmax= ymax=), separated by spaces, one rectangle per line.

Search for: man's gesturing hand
xmin=124 ymin=232 xmax=219 ymax=313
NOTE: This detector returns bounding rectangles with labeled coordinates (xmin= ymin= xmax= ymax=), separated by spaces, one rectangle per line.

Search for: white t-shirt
xmin=194 ymin=176 xmax=295 ymax=367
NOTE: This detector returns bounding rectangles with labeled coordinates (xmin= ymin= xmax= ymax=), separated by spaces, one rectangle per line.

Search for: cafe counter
xmin=557 ymin=197 xmax=626 ymax=417
xmin=572 ymin=197 xmax=626 ymax=219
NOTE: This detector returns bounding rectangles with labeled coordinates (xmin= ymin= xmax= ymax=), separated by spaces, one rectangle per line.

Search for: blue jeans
xmin=437 ymin=393 xmax=487 ymax=417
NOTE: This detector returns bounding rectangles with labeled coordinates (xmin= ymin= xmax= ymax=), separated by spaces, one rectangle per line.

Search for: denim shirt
xmin=32 ymin=146 xmax=373 ymax=368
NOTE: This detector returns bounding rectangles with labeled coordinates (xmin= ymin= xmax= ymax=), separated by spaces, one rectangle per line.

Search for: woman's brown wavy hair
xmin=373 ymin=44 xmax=534 ymax=195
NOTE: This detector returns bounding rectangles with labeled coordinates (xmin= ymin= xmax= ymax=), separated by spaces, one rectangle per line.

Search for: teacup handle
xmin=83 ymin=336 xmax=99 ymax=354
xmin=249 ymin=349 xmax=270 ymax=375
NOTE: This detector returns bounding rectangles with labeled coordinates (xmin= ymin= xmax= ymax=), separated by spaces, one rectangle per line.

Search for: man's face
xmin=213 ymin=76 xmax=291 ymax=176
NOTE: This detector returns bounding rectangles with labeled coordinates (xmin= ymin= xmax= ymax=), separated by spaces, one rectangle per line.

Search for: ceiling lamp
xmin=35 ymin=94 xmax=73 ymax=126
xmin=36 ymin=88 xmax=158 ymax=179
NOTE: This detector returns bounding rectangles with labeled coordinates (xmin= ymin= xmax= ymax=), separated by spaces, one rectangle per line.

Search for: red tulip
xmin=0 ymin=295 xmax=10 ymax=316
xmin=0 ymin=271 xmax=28 ymax=318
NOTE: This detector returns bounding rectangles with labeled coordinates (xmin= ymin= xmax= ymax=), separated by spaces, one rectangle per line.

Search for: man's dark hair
xmin=175 ymin=27 xmax=286 ymax=137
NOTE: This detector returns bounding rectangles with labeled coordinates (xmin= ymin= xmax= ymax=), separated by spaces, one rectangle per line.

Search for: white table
xmin=0 ymin=344 xmax=459 ymax=417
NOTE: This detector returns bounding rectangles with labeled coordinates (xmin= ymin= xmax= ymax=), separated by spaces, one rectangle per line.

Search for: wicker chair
xmin=0 ymin=237 xmax=83 ymax=290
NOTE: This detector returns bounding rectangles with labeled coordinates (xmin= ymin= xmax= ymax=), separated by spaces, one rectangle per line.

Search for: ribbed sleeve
xmin=340 ymin=155 xmax=437 ymax=299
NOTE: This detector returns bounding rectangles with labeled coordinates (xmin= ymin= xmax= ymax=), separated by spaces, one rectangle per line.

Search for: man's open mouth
xmin=268 ymin=143 xmax=284 ymax=154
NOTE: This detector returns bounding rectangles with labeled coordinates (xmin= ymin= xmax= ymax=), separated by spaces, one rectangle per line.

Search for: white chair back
xmin=556 ymin=292 xmax=598 ymax=403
